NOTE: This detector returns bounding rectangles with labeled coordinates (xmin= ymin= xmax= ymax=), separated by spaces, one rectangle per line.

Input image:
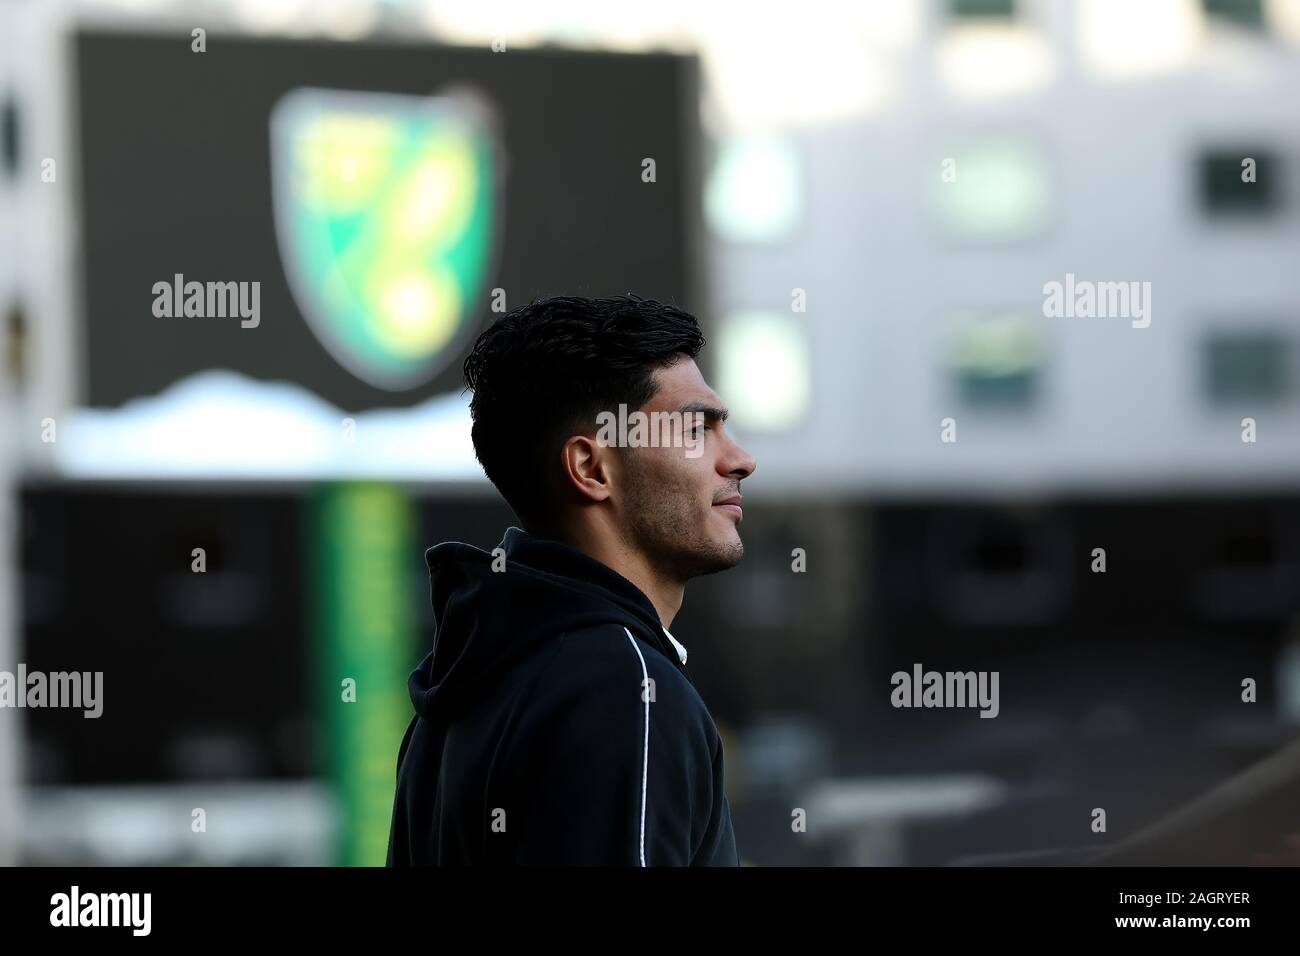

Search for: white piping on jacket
xmin=622 ymin=626 xmax=650 ymax=867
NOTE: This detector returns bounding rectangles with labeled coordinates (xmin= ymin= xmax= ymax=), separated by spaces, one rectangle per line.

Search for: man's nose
xmin=724 ymin=438 xmax=756 ymax=480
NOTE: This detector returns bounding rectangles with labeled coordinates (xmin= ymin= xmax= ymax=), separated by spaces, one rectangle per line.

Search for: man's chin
xmin=688 ymin=534 xmax=744 ymax=577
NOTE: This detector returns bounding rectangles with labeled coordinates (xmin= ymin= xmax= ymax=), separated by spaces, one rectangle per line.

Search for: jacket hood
xmin=409 ymin=526 xmax=684 ymax=722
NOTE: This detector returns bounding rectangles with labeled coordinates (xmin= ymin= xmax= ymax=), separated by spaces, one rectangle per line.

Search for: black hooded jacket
xmin=386 ymin=526 xmax=739 ymax=866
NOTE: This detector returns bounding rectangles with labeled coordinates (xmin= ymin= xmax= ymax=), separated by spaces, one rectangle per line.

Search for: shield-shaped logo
xmin=271 ymin=87 xmax=504 ymax=391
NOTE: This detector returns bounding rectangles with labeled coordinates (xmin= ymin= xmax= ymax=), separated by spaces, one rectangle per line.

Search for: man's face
xmin=615 ymin=357 xmax=757 ymax=580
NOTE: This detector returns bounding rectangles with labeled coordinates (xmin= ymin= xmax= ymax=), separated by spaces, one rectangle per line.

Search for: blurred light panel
xmin=1079 ymin=0 xmax=1206 ymax=79
xmin=1269 ymin=0 xmax=1300 ymax=44
xmin=931 ymin=138 xmax=1052 ymax=242
xmin=705 ymin=136 xmax=802 ymax=243
xmin=421 ymin=1 xmax=900 ymax=129
xmin=847 ymin=0 xmax=923 ymax=52
xmin=702 ymin=31 xmax=893 ymax=131
xmin=95 ymin=0 xmax=173 ymax=11
xmin=231 ymin=0 xmax=314 ymax=34
xmin=717 ymin=312 xmax=811 ymax=431
xmin=420 ymin=0 xmax=693 ymax=51
xmin=936 ymin=25 xmax=1056 ymax=99
xmin=49 ymin=370 xmax=482 ymax=480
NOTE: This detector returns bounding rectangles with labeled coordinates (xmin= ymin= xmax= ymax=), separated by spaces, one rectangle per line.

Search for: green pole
xmin=309 ymin=481 xmax=418 ymax=866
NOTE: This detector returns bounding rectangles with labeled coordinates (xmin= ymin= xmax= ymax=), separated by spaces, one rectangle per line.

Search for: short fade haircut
xmin=463 ymin=294 xmax=706 ymax=532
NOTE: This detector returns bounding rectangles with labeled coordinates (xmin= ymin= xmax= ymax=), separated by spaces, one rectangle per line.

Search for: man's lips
xmin=713 ymin=494 xmax=743 ymax=517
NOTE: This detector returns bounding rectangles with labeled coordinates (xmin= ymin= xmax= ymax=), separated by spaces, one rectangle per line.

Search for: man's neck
xmin=549 ymin=525 xmax=684 ymax=629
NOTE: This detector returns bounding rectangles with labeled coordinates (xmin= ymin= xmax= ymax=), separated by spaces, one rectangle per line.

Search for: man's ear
xmin=560 ymin=435 xmax=613 ymax=504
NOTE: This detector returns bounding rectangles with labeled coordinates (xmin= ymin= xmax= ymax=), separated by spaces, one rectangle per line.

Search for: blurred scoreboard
xmin=73 ymin=29 xmax=702 ymax=412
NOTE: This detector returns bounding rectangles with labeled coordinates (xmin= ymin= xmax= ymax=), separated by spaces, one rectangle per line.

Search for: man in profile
xmin=387 ymin=294 xmax=756 ymax=866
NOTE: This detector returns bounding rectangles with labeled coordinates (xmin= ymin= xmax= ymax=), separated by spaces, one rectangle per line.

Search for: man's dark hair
xmin=463 ymin=294 xmax=706 ymax=532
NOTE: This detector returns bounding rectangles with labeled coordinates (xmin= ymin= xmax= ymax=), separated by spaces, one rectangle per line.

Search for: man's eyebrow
xmin=678 ymin=402 xmax=729 ymax=423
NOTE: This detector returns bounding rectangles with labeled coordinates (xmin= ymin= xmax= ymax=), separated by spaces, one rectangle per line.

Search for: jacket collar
xmin=500 ymin=526 xmax=688 ymax=669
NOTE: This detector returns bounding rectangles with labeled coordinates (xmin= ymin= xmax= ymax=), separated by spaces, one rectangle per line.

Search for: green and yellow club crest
xmin=271 ymin=87 xmax=503 ymax=390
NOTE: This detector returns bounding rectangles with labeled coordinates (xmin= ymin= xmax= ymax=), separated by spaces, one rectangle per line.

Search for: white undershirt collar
xmin=662 ymin=626 xmax=688 ymax=666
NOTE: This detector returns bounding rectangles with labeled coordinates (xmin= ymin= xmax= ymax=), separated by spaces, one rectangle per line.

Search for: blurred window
xmin=1203 ymin=331 xmax=1290 ymax=403
xmin=1199 ymin=149 xmax=1279 ymax=217
xmin=1202 ymin=0 xmax=1266 ymax=30
xmin=949 ymin=314 xmax=1042 ymax=411
xmin=950 ymin=0 xmax=1017 ymax=19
